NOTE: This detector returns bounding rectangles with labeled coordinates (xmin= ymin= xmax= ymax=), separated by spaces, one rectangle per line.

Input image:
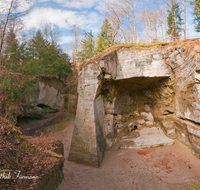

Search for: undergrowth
xmin=0 ymin=117 xmax=62 ymax=190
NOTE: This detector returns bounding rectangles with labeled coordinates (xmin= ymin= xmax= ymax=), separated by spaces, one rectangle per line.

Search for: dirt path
xmin=51 ymin=120 xmax=200 ymax=190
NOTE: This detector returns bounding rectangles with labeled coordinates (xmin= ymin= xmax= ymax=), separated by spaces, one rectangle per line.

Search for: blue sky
xmin=22 ymin=0 xmax=104 ymax=47
xmin=19 ymin=0 xmax=200 ymax=53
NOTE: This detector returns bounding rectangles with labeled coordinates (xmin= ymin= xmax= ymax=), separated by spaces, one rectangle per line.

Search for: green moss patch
xmin=80 ymin=38 xmax=200 ymax=71
xmin=80 ymin=42 xmax=169 ymax=69
xmin=43 ymin=115 xmax=74 ymax=134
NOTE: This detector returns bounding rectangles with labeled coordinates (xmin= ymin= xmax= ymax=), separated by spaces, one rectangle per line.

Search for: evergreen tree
xmin=1 ymin=29 xmax=29 ymax=101
xmin=96 ymin=18 xmax=113 ymax=53
xmin=26 ymin=30 xmax=72 ymax=79
xmin=0 ymin=29 xmax=73 ymax=102
xmin=191 ymin=0 xmax=200 ymax=32
xmin=3 ymin=29 xmax=25 ymax=70
xmin=167 ymin=3 xmax=183 ymax=41
xmin=77 ymin=31 xmax=95 ymax=62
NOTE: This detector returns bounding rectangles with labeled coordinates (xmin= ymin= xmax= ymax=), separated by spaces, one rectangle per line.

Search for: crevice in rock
xmin=163 ymin=110 xmax=174 ymax=115
xmin=179 ymin=117 xmax=200 ymax=127
xmin=37 ymin=104 xmax=49 ymax=108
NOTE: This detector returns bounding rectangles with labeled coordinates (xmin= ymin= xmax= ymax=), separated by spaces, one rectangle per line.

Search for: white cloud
xmin=59 ymin=36 xmax=73 ymax=44
xmin=63 ymin=0 xmax=100 ymax=9
xmin=23 ymin=8 xmax=72 ymax=29
xmin=0 ymin=0 xmax=33 ymax=14
xmin=22 ymin=7 xmax=102 ymax=34
xmin=94 ymin=0 xmax=113 ymax=14
xmin=17 ymin=0 xmax=33 ymax=12
xmin=37 ymin=0 xmax=101 ymax=9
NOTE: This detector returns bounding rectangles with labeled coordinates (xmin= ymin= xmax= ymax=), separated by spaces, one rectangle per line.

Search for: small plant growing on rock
xmin=186 ymin=184 xmax=200 ymax=189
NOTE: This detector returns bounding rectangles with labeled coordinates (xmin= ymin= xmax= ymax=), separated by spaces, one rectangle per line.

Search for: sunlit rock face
xmin=17 ymin=77 xmax=65 ymax=118
xmin=69 ymin=43 xmax=200 ymax=167
xmin=68 ymin=63 xmax=106 ymax=167
xmin=116 ymin=48 xmax=170 ymax=79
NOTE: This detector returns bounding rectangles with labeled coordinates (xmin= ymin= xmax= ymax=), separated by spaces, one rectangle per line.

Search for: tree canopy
xmin=25 ymin=30 xmax=72 ymax=79
xmin=0 ymin=29 xmax=73 ymax=101
xmin=191 ymin=0 xmax=200 ymax=32
xmin=77 ymin=31 xmax=95 ymax=62
xmin=167 ymin=3 xmax=183 ymax=41
xmin=96 ymin=18 xmax=113 ymax=53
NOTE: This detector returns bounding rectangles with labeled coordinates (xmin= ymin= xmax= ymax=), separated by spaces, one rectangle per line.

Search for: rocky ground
xmin=50 ymin=119 xmax=200 ymax=190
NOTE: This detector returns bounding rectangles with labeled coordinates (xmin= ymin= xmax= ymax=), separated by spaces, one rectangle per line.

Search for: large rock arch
xmin=69 ymin=42 xmax=200 ymax=167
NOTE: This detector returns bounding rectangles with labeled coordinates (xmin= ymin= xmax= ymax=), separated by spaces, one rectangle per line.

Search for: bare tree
xmin=0 ymin=0 xmax=31 ymax=65
xmin=183 ymin=0 xmax=186 ymax=39
xmin=104 ymin=1 xmax=126 ymax=43
xmin=102 ymin=0 xmax=184 ymax=44
xmin=124 ymin=26 xmax=134 ymax=43
xmin=104 ymin=0 xmax=139 ymax=43
xmin=140 ymin=8 xmax=163 ymax=43
xmin=106 ymin=13 xmax=120 ymax=44
xmin=153 ymin=1 xmax=168 ymax=41
xmin=140 ymin=8 xmax=153 ymax=43
xmin=70 ymin=24 xmax=81 ymax=69
xmin=43 ymin=23 xmax=60 ymax=45
xmin=162 ymin=0 xmax=179 ymax=8
xmin=119 ymin=0 xmax=138 ymax=43
xmin=0 ymin=0 xmax=14 ymax=64
xmin=141 ymin=6 xmax=168 ymax=43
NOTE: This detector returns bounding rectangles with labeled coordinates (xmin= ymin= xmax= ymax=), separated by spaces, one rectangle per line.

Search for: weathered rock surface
xmin=121 ymin=127 xmax=174 ymax=149
xmin=18 ymin=77 xmax=65 ymax=118
xmin=69 ymin=41 xmax=200 ymax=167
xmin=116 ymin=49 xmax=170 ymax=80
xmin=68 ymin=63 xmax=106 ymax=167
xmin=140 ymin=112 xmax=154 ymax=122
xmin=65 ymin=94 xmax=78 ymax=115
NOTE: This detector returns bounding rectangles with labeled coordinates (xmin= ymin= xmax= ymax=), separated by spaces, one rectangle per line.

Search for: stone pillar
xmin=68 ymin=63 xmax=106 ymax=167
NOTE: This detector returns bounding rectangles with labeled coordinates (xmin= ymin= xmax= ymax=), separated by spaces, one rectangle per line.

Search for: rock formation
xmin=69 ymin=40 xmax=200 ymax=167
xmin=18 ymin=77 xmax=65 ymax=118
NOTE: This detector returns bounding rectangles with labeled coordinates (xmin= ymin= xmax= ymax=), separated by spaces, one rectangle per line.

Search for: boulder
xmin=137 ymin=119 xmax=145 ymax=125
xmin=145 ymin=121 xmax=154 ymax=127
xmin=140 ymin=112 xmax=154 ymax=122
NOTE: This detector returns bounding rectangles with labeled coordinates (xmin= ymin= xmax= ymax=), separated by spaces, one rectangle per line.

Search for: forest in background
xmin=1 ymin=1 xmax=200 ymax=189
xmin=0 ymin=0 xmax=74 ymax=114
xmin=1 ymin=0 xmax=200 ymax=110
xmin=70 ymin=0 xmax=200 ymax=67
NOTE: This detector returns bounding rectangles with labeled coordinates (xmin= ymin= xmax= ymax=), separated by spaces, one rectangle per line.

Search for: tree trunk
xmin=184 ymin=0 xmax=186 ymax=39
xmin=0 ymin=0 xmax=14 ymax=65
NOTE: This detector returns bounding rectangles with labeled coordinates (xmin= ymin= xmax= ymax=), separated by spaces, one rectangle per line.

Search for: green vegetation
xmin=155 ymin=144 xmax=164 ymax=148
xmin=167 ymin=3 xmax=183 ymax=41
xmin=0 ymin=29 xmax=73 ymax=102
xmin=26 ymin=30 xmax=72 ymax=79
xmin=191 ymin=0 xmax=200 ymax=32
xmin=96 ymin=18 xmax=113 ymax=53
xmin=77 ymin=31 xmax=95 ymax=62
xmin=186 ymin=184 xmax=200 ymax=189
xmin=43 ymin=116 xmax=74 ymax=134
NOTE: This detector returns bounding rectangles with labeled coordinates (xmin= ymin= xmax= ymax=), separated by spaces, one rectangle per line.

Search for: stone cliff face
xmin=69 ymin=40 xmax=200 ymax=167
xmin=17 ymin=77 xmax=65 ymax=118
